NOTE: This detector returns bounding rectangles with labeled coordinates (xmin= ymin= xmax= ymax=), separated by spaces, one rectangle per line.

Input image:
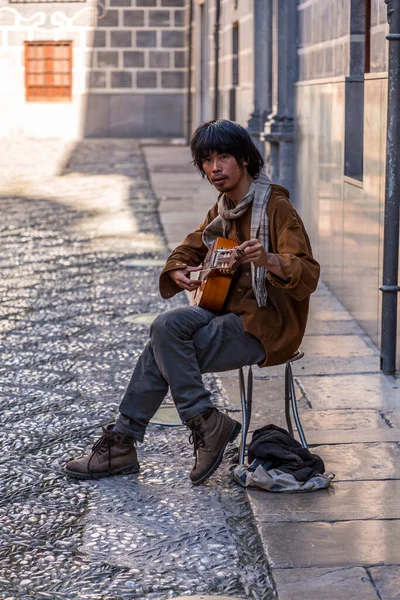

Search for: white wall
xmin=0 ymin=0 xmax=96 ymax=138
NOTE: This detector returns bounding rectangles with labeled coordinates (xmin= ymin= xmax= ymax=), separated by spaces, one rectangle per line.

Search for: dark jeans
xmin=116 ymin=306 xmax=266 ymax=441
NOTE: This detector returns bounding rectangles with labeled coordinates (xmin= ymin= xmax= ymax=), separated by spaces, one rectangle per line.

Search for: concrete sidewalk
xmin=143 ymin=143 xmax=400 ymax=600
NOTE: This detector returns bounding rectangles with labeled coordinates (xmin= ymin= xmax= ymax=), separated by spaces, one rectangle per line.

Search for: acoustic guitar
xmin=190 ymin=237 xmax=241 ymax=312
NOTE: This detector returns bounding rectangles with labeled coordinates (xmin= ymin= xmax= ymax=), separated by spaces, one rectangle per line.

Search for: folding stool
xmin=238 ymin=349 xmax=308 ymax=465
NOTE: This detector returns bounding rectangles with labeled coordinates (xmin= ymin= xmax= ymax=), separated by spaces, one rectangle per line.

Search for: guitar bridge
xmin=191 ymin=237 xmax=239 ymax=312
xmin=208 ymin=267 xmax=234 ymax=278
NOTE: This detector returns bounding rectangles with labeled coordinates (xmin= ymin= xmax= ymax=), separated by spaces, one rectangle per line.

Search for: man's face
xmin=202 ymin=152 xmax=248 ymax=193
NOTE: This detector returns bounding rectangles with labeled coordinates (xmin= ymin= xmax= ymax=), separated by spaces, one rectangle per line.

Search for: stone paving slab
xmin=273 ymin=567 xmax=379 ymax=600
xmin=249 ymin=354 xmax=381 ymax=377
xmin=249 ymin=479 xmax=400 ymax=522
xmin=300 ymin=334 xmax=377 ymax=357
xmin=259 ymin=520 xmax=400 ymax=568
xmin=308 ymin=285 xmax=355 ymax=313
xmin=218 ymin=375 xmax=391 ymax=435
xmin=299 ymin=408 xmax=386 ymax=430
xmin=316 ymin=442 xmax=400 ymax=480
xmin=310 ymin=309 xmax=354 ymax=321
xmin=369 ymin=566 xmax=400 ymax=600
xmin=306 ymin=428 xmax=400 ymax=444
xmin=304 ymin=319 xmax=367 ymax=335
xmin=218 ymin=375 xmax=297 ymax=413
xmin=295 ymin=373 xmax=400 ymax=410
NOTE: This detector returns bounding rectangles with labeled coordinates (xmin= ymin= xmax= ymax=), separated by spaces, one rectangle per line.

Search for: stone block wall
xmin=297 ymin=0 xmax=351 ymax=80
xmin=370 ymin=0 xmax=389 ymax=72
xmin=190 ymin=0 xmax=254 ymax=130
xmin=82 ymin=0 xmax=188 ymax=136
xmin=218 ymin=0 xmax=254 ymax=125
xmin=90 ymin=0 xmax=187 ymax=93
xmin=297 ymin=0 xmax=388 ymax=81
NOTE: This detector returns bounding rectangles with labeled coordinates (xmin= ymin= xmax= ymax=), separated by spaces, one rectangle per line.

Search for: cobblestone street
xmin=0 ymin=140 xmax=274 ymax=600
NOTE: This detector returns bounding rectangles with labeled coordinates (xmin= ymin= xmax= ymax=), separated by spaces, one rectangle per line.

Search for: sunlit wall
xmin=0 ymin=0 xmax=187 ymax=139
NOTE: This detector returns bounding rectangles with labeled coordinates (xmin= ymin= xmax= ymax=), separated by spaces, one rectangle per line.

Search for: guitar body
xmin=191 ymin=237 xmax=239 ymax=313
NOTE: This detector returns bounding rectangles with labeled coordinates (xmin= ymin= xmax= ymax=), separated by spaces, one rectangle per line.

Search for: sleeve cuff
xmin=266 ymin=271 xmax=294 ymax=290
xmin=159 ymin=261 xmax=188 ymax=299
xmin=161 ymin=260 xmax=188 ymax=274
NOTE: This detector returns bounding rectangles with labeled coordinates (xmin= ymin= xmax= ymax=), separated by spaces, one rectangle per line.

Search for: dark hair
xmin=190 ymin=119 xmax=264 ymax=179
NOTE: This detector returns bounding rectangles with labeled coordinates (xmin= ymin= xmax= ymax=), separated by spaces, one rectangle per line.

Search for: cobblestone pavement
xmin=0 ymin=140 xmax=274 ymax=600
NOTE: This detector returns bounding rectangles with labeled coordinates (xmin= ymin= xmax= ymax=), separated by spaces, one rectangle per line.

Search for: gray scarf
xmin=202 ymin=171 xmax=272 ymax=307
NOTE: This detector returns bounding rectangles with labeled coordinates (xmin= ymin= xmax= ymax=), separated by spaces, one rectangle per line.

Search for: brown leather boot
xmin=186 ymin=408 xmax=241 ymax=486
xmin=65 ymin=424 xmax=140 ymax=479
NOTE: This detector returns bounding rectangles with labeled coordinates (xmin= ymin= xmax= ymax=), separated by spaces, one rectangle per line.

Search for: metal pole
xmin=214 ymin=0 xmax=221 ymax=119
xmin=186 ymin=0 xmax=194 ymax=144
xmin=380 ymin=0 xmax=400 ymax=373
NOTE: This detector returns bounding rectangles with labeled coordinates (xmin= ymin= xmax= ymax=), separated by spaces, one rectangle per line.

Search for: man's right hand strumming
xmin=168 ymin=266 xmax=202 ymax=291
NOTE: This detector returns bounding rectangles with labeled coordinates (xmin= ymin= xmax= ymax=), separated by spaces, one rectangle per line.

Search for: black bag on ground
xmin=248 ymin=424 xmax=325 ymax=482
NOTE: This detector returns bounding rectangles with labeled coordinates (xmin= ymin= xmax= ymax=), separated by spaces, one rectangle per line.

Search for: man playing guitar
xmin=66 ymin=120 xmax=320 ymax=485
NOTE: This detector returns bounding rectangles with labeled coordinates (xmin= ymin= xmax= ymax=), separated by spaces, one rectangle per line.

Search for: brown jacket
xmin=159 ymin=184 xmax=320 ymax=367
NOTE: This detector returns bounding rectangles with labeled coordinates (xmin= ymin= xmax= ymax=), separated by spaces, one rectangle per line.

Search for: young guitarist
xmin=65 ymin=120 xmax=320 ymax=485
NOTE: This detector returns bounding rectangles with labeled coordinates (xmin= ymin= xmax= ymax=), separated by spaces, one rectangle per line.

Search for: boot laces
xmin=88 ymin=431 xmax=114 ymax=473
xmin=189 ymin=421 xmax=206 ymax=461
xmin=91 ymin=434 xmax=112 ymax=455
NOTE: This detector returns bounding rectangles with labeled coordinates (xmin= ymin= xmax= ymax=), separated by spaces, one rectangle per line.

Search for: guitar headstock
xmin=212 ymin=247 xmax=242 ymax=272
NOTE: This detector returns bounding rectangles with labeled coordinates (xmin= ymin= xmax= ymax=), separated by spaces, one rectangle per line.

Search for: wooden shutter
xmin=25 ymin=41 xmax=73 ymax=102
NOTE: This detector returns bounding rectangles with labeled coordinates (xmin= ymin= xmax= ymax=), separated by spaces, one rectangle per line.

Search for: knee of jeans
xmin=150 ymin=310 xmax=180 ymax=341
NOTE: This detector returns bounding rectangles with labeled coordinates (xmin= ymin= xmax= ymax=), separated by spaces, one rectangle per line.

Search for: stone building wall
xmin=190 ymin=0 xmax=254 ymax=130
xmin=297 ymin=0 xmax=351 ymax=80
xmin=297 ymin=0 xmax=388 ymax=80
xmin=370 ymin=0 xmax=389 ymax=72
xmin=0 ymin=0 xmax=187 ymax=138
xmin=86 ymin=0 xmax=187 ymax=136
xmin=295 ymin=0 xmax=392 ymax=363
xmin=218 ymin=0 xmax=254 ymax=126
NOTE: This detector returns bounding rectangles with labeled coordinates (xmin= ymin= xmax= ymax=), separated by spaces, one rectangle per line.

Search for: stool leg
xmin=287 ymin=362 xmax=309 ymax=450
xmin=238 ymin=367 xmax=247 ymax=465
xmin=284 ymin=362 xmax=294 ymax=437
xmin=246 ymin=365 xmax=253 ymax=428
xmin=238 ymin=366 xmax=253 ymax=465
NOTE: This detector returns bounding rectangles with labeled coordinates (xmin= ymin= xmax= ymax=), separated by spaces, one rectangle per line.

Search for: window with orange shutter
xmin=25 ymin=41 xmax=73 ymax=102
